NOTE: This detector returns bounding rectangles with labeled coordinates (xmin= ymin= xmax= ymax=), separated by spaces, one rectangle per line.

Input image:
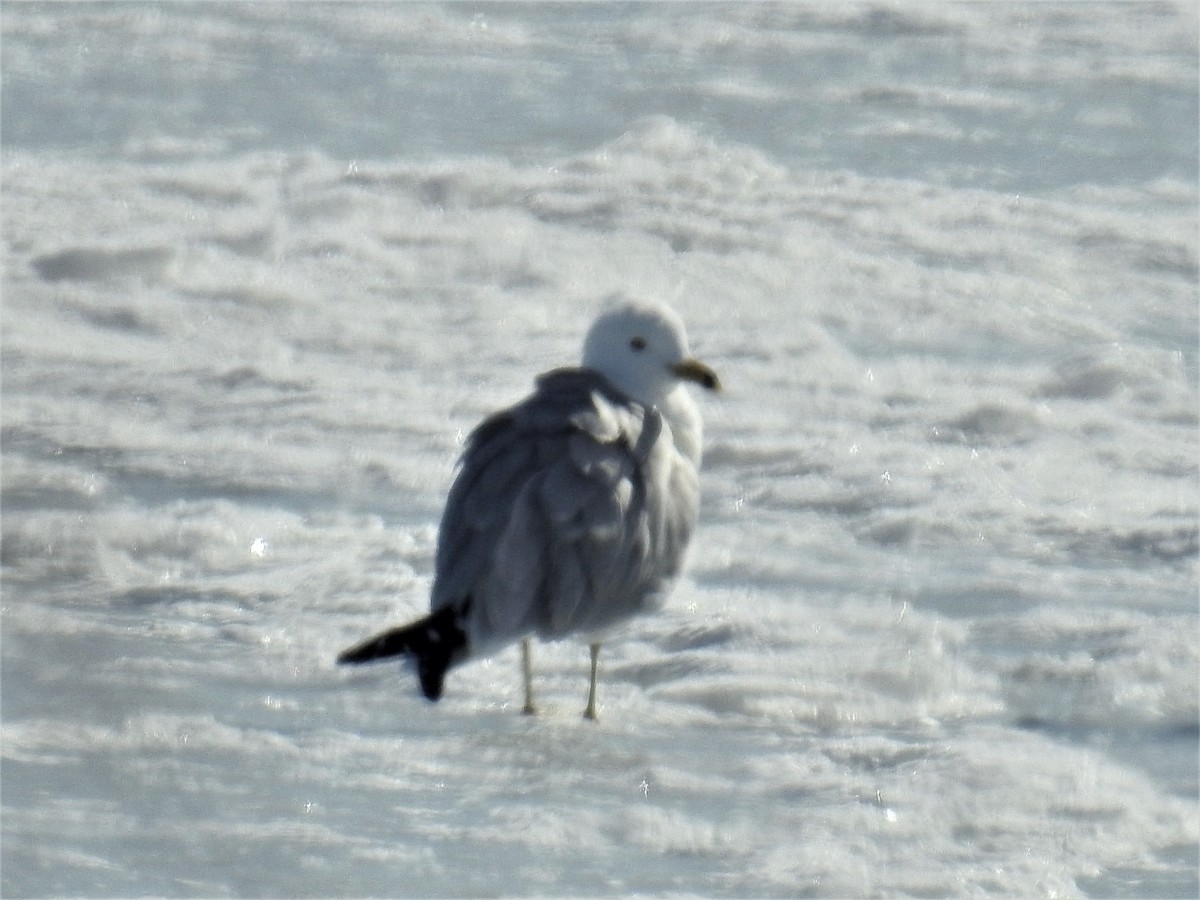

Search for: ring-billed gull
xmin=337 ymin=299 xmax=719 ymax=718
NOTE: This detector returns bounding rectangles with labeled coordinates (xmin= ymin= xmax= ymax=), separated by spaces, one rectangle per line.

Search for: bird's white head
xmin=581 ymin=299 xmax=720 ymax=408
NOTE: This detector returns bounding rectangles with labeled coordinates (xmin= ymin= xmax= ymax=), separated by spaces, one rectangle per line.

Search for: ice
xmin=3 ymin=3 xmax=1197 ymax=897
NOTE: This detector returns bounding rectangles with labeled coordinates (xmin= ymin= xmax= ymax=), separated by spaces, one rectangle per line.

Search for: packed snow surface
xmin=2 ymin=3 xmax=1197 ymax=897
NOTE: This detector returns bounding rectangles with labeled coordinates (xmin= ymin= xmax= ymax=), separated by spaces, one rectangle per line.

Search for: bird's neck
xmin=659 ymin=385 xmax=703 ymax=468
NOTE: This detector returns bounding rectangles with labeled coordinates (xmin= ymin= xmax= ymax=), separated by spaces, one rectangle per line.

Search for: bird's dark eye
xmin=629 ymin=336 xmax=647 ymax=351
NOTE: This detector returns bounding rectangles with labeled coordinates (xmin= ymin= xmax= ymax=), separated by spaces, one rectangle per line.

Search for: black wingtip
xmin=336 ymin=627 xmax=410 ymax=665
xmin=336 ymin=644 xmax=364 ymax=665
xmin=418 ymin=660 xmax=448 ymax=701
xmin=337 ymin=601 xmax=471 ymax=701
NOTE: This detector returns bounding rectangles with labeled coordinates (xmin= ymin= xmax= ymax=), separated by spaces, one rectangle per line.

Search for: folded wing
xmin=432 ymin=368 xmax=699 ymax=653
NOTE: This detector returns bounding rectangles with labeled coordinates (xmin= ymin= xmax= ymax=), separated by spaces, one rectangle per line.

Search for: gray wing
xmin=431 ymin=368 xmax=699 ymax=654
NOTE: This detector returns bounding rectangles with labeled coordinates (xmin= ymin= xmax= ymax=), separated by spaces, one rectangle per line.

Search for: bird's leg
xmin=521 ymin=638 xmax=537 ymax=715
xmin=583 ymin=642 xmax=601 ymax=720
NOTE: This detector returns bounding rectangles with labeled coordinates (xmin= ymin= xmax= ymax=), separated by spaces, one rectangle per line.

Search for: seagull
xmin=337 ymin=299 xmax=719 ymax=719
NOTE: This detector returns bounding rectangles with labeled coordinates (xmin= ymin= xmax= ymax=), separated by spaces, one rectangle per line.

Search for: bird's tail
xmin=337 ymin=601 xmax=471 ymax=701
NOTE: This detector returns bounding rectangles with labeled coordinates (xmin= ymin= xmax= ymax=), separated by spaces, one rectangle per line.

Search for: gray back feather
xmin=432 ymin=368 xmax=699 ymax=652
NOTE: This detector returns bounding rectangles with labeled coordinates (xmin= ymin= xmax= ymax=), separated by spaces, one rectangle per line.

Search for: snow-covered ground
xmin=2 ymin=3 xmax=1197 ymax=896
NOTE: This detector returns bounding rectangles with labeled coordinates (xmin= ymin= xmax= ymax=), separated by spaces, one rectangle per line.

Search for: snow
xmin=2 ymin=3 xmax=1197 ymax=897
